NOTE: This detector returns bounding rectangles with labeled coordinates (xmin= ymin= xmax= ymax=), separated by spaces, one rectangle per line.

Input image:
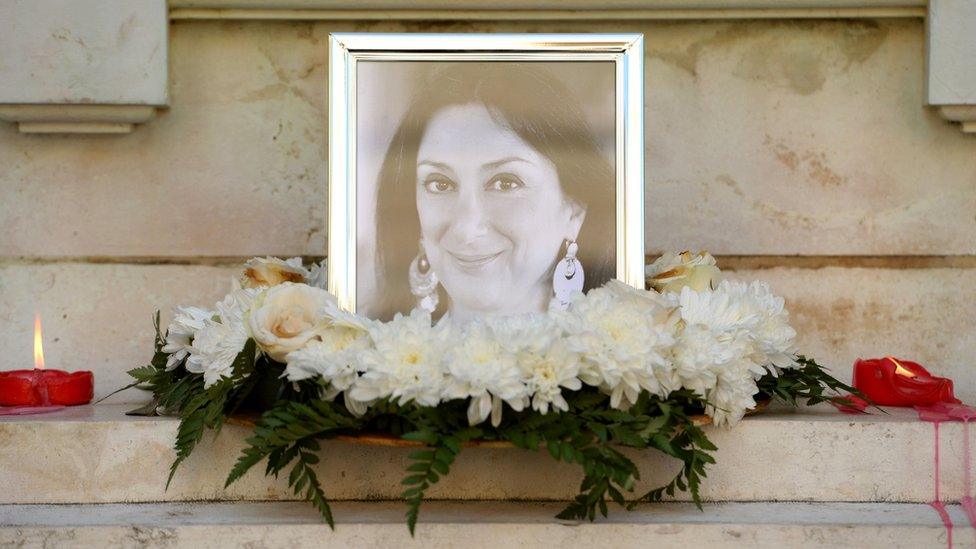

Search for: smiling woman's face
xmin=415 ymin=103 xmax=585 ymax=320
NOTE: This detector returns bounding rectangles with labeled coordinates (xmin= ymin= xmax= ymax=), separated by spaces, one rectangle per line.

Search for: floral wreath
xmin=117 ymin=251 xmax=860 ymax=534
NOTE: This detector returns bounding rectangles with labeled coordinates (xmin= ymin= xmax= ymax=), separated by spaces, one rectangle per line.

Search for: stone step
xmin=0 ymin=403 xmax=971 ymax=505
xmin=0 ymin=501 xmax=968 ymax=548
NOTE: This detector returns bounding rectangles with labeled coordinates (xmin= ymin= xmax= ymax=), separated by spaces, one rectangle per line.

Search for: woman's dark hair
xmin=373 ymin=62 xmax=615 ymax=320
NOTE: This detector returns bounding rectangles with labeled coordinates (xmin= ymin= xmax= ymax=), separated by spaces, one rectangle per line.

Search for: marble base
xmin=0 ymin=403 xmax=972 ymax=505
xmin=0 ymin=501 xmax=965 ymax=549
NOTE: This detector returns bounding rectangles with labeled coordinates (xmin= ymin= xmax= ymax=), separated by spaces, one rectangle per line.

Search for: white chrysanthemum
xmin=676 ymin=285 xmax=763 ymax=374
xmin=443 ymin=320 xmax=529 ymax=426
xmin=674 ymin=281 xmax=800 ymax=426
xmin=678 ymin=283 xmax=760 ymax=334
xmin=684 ymin=281 xmax=798 ymax=373
xmin=671 ymin=324 xmax=726 ymax=398
xmin=522 ymin=339 xmax=581 ymax=414
xmin=307 ymin=259 xmax=328 ymax=290
xmin=724 ymin=281 xmax=799 ymax=371
xmin=284 ymin=324 xmax=370 ymax=386
xmin=219 ymin=280 xmax=262 ymax=323
xmin=283 ymin=305 xmax=373 ymax=391
xmin=348 ymin=310 xmax=448 ymax=407
xmin=557 ymin=281 xmax=679 ymax=409
xmin=707 ymin=365 xmax=759 ymax=427
xmin=284 ymin=324 xmax=371 ymax=415
xmin=161 ymin=306 xmax=212 ymax=370
xmin=486 ymin=313 xmax=560 ymax=357
xmin=186 ymin=284 xmax=260 ymax=388
xmin=186 ymin=319 xmax=248 ymax=387
xmin=484 ymin=314 xmax=581 ymax=415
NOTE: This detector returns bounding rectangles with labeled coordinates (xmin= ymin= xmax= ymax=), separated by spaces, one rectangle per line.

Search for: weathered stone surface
xmin=0 ymin=22 xmax=327 ymax=257
xmin=0 ymin=501 xmax=962 ymax=549
xmin=728 ymin=266 xmax=976 ymax=399
xmin=0 ymin=20 xmax=973 ymax=256
xmin=0 ymin=404 xmax=970 ymax=504
xmin=643 ymin=19 xmax=976 ymax=255
xmin=0 ymin=263 xmax=239 ymax=399
xmin=1 ymin=263 xmax=973 ymax=402
xmin=0 ymin=0 xmax=167 ymax=106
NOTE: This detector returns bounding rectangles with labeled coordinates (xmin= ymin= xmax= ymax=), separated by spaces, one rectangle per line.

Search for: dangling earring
xmin=552 ymin=240 xmax=585 ymax=310
xmin=409 ymin=242 xmax=439 ymax=313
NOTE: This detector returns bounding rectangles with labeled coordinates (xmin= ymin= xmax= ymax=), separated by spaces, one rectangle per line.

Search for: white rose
xmin=247 ymin=282 xmax=337 ymax=362
xmin=646 ymin=251 xmax=720 ymax=294
xmin=241 ymin=257 xmax=309 ymax=288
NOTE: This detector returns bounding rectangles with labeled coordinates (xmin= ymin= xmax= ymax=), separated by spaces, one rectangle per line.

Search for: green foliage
xmin=129 ymin=317 xmax=865 ymax=533
xmin=757 ymin=356 xmax=868 ymax=409
xmin=165 ymin=337 xmax=259 ymax=487
xmin=508 ymin=388 xmax=716 ymax=520
xmin=166 ymin=376 xmax=233 ymax=488
xmin=224 ymin=399 xmax=359 ymax=528
xmin=124 ymin=315 xmax=269 ymax=487
xmin=399 ymin=428 xmax=479 ymax=535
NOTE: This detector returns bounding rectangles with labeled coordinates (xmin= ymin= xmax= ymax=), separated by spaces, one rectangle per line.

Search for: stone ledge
xmin=0 ymin=404 xmax=970 ymax=504
xmin=0 ymin=0 xmax=167 ymax=134
xmin=0 ymin=105 xmax=159 ymax=134
xmin=0 ymin=501 xmax=963 ymax=548
xmin=168 ymin=0 xmax=926 ymax=20
xmin=938 ymin=106 xmax=976 ymax=135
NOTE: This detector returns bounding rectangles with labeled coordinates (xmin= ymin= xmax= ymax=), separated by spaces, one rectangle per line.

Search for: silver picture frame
xmin=328 ymin=32 xmax=645 ymax=315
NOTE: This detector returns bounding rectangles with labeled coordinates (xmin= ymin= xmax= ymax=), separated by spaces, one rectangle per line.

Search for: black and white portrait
xmin=354 ymin=60 xmax=618 ymax=321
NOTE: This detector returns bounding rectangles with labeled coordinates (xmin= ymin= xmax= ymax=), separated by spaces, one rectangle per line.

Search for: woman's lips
xmin=446 ymin=250 xmax=503 ymax=270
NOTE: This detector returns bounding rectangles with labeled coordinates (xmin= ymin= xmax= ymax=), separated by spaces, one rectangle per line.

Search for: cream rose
xmin=247 ymin=282 xmax=337 ymax=362
xmin=241 ymin=257 xmax=309 ymax=288
xmin=646 ymin=251 xmax=720 ymax=294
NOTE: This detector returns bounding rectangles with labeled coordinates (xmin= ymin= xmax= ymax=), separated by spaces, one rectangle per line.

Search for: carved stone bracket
xmin=0 ymin=0 xmax=167 ymax=134
xmin=0 ymin=105 xmax=159 ymax=134
xmin=926 ymin=0 xmax=976 ymax=135
xmin=938 ymin=106 xmax=976 ymax=134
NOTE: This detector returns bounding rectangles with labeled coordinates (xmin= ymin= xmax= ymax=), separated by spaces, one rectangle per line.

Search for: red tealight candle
xmin=0 ymin=314 xmax=93 ymax=410
xmin=0 ymin=370 xmax=94 ymax=406
xmin=853 ymin=356 xmax=960 ymax=407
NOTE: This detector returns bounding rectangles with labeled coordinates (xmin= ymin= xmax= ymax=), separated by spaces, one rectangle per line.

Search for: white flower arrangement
xmin=165 ymin=253 xmax=800 ymax=428
xmin=138 ymin=252 xmax=859 ymax=533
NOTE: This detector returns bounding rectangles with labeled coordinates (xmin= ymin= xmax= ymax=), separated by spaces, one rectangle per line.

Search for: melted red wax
xmin=963 ymin=421 xmax=976 ymax=534
xmin=856 ymin=357 xmax=960 ymax=407
xmin=0 ymin=405 xmax=65 ymax=416
xmin=916 ymin=403 xmax=976 ymax=548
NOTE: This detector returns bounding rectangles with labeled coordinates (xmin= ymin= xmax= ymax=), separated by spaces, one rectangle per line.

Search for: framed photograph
xmin=328 ymin=33 xmax=644 ymax=322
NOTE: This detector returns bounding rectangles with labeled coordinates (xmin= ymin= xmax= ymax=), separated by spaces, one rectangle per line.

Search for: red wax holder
xmin=0 ymin=369 xmax=94 ymax=407
xmin=853 ymin=357 xmax=960 ymax=407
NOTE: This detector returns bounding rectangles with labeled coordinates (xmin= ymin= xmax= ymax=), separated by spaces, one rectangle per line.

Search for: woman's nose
xmin=448 ymin=186 xmax=490 ymax=245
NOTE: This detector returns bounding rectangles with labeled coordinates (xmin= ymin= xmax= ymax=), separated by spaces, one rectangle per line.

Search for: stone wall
xmin=1 ymin=17 xmax=973 ymax=400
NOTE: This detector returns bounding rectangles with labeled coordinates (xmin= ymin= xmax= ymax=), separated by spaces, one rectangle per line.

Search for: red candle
xmin=0 ymin=314 xmax=93 ymax=409
xmin=0 ymin=369 xmax=93 ymax=406
xmin=853 ymin=356 xmax=960 ymax=407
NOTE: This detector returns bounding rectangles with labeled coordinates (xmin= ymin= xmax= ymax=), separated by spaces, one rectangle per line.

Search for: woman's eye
xmin=422 ymin=176 xmax=456 ymax=194
xmin=487 ymin=174 xmax=525 ymax=192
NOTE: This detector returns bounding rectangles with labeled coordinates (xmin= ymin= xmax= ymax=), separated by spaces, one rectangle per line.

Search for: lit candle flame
xmin=33 ymin=313 xmax=45 ymax=370
xmin=887 ymin=357 xmax=916 ymax=378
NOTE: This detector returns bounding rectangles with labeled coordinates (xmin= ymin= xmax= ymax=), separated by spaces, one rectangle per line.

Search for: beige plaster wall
xmin=0 ymin=18 xmax=973 ymax=400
